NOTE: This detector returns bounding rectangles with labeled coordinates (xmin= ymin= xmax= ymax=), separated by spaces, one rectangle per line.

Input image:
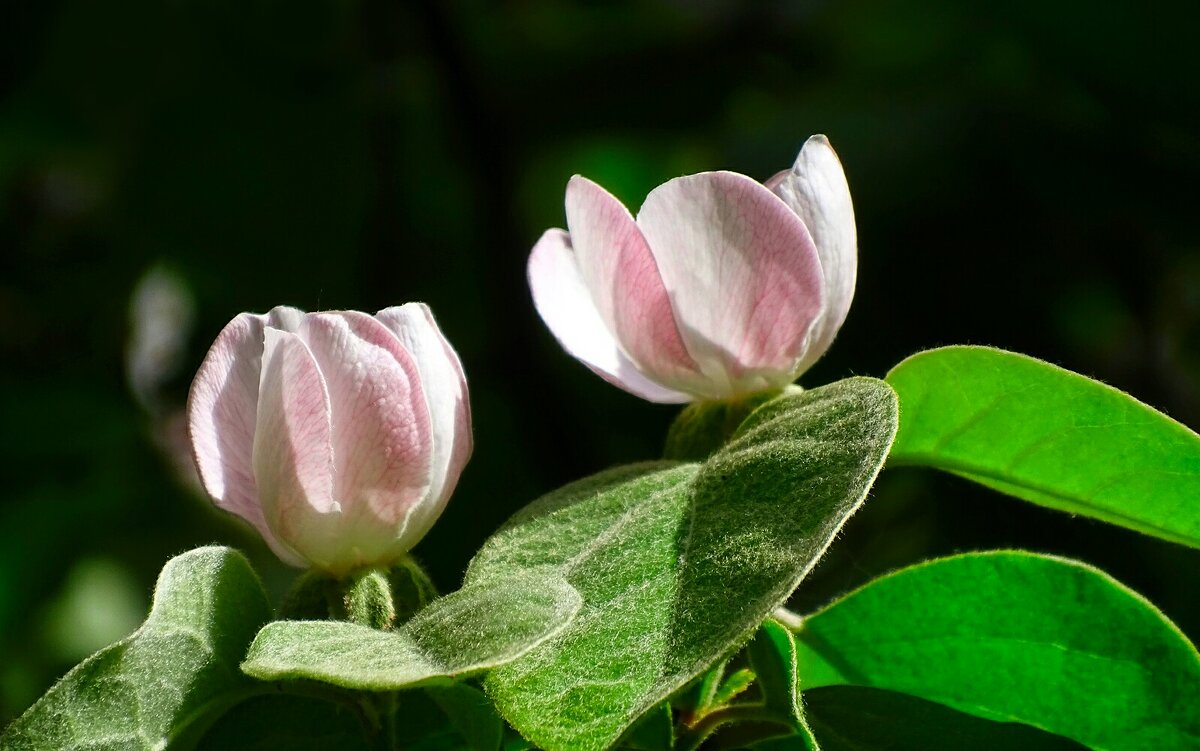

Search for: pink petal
xmin=766 ymin=135 xmax=857 ymax=374
xmin=265 ymin=305 xmax=305 ymax=333
xmin=374 ymin=303 xmax=472 ymax=546
xmin=636 ymin=171 xmax=825 ymax=393
xmin=298 ymin=312 xmax=434 ymax=546
xmin=528 ymin=228 xmax=693 ymax=403
xmin=564 ymin=176 xmax=701 ymax=385
xmin=252 ymin=327 xmax=335 ymax=567
xmin=188 ymin=312 xmax=267 ymax=530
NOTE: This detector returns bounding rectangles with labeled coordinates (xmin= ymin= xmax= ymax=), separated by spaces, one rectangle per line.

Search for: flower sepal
xmin=278 ymin=556 xmax=439 ymax=630
xmin=662 ymin=385 xmax=803 ymax=462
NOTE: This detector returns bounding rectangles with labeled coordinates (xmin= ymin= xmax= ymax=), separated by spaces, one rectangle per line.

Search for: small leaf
xmin=746 ymin=620 xmax=818 ymax=749
xmin=1 ymin=546 xmax=272 ymax=751
xmin=803 ymin=686 xmax=1087 ymax=751
xmin=887 ymin=345 xmax=1200 ymax=547
xmin=473 ymin=378 xmax=898 ymax=751
xmin=794 ymin=551 xmax=1200 ymax=751
xmin=195 ymin=694 xmax=372 ymax=751
xmin=708 ymin=668 xmax=755 ymax=709
xmin=241 ymin=572 xmax=582 ymax=690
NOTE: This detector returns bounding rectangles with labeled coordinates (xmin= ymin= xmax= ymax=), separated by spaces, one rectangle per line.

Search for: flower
xmin=186 ymin=303 xmax=471 ymax=574
xmin=528 ymin=134 xmax=856 ymax=403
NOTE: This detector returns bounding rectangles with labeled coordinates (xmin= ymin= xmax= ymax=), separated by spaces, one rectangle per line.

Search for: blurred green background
xmin=3 ymin=0 xmax=1200 ymax=724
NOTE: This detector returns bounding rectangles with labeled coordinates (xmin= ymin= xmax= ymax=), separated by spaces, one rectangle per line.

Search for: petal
xmin=528 ymin=228 xmax=693 ymax=404
xmin=374 ymin=303 xmax=472 ymax=545
xmin=265 ymin=305 xmax=305 ymax=332
xmin=766 ymin=135 xmax=857 ymax=373
xmin=637 ymin=170 xmax=825 ymax=392
xmin=252 ymin=327 xmax=335 ymax=567
xmin=186 ymin=313 xmax=270 ymax=532
xmin=564 ymin=176 xmax=700 ymax=384
xmin=298 ymin=312 xmax=434 ymax=555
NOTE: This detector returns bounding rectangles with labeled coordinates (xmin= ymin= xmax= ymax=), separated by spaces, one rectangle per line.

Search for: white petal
xmin=767 ymin=135 xmax=857 ymax=373
xmin=374 ymin=303 xmax=472 ymax=547
xmin=298 ymin=313 xmax=434 ymax=555
xmin=253 ymin=327 xmax=335 ymax=567
xmin=636 ymin=171 xmax=825 ymax=394
xmin=187 ymin=313 xmax=270 ymax=532
xmin=564 ymin=176 xmax=700 ymax=384
xmin=528 ymin=228 xmax=693 ymax=404
xmin=265 ymin=305 xmax=305 ymax=332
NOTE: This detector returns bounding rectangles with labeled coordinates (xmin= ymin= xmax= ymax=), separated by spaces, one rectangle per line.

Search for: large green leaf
xmin=1 ymin=546 xmax=272 ymax=750
xmin=794 ymin=551 xmax=1200 ymax=751
xmin=241 ymin=572 xmax=582 ymax=690
xmin=471 ymin=377 xmax=898 ymax=751
xmin=886 ymin=345 xmax=1200 ymax=546
xmin=803 ymin=686 xmax=1087 ymax=751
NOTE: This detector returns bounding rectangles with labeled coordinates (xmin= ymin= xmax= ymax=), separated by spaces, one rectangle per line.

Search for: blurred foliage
xmin=2 ymin=0 xmax=1199 ymax=725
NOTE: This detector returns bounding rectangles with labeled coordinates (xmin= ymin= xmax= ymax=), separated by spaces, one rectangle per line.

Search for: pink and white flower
xmin=186 ymin=303 xmax=471 ymax=574
xmin=528 ymin=135 xmax=856 ymax=403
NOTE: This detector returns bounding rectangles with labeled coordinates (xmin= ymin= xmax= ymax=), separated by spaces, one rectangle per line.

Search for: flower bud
xmin=186 ymin=303 xmax=471 ymax=574
xmin=528 ymin=134 xmax=856 ymax=402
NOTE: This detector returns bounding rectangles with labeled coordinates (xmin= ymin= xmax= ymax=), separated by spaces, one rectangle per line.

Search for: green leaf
xmin=708 ymin=668 xmax=755 ymax=709
xmin=803 ymin=686 xmax=1087 ymax=751
xmin=1 ymin=546 xmax=272 ymax=751
xmin=427 ymin=683 xmax=505 ymax=751
xmin=746 ymin=620 xmax=819 ymax=750
xmin=472 ymin=378 xmax=898 ymax=751
xmin=620 ymin=703 xmax=674 ymax=751
xmin=195 ymin=694 xmax=372 ymax=751
xmin=241 ymin=571 xmax=582 ymax=690
xmin=794 ymin=551 xmax=1200 ymax=751
xmin=886 ymin=345 xmax=1200 ymax=547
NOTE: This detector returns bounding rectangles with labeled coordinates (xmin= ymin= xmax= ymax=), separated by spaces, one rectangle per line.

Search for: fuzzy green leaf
xmin=794 ymin=551 xmax=1200 ymax=751
xmin=887 ymin=345 xmax=1200 ymax=547
xmin=803 ymin=686 xmax=1087 ymax=751
xmin=241 ymin=572 xmax=582 ymax=690
xmin=1 ymin=546 xmax=272 ymax=751
xmin=473 ymin=377 xmax=898 ymax=751
xmin=746 ymin=620 xmax=819 ymax=749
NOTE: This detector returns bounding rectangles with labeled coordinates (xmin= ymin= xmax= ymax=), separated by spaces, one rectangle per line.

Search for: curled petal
xmin=528 ymin=228 xmax=692 ymax=403
xmin=766 ymin=135 xmax=856 ymax=373
xmin=265 ymin=305 xmax=305 ymax=333
xmin=636 ymin=171 xmax=825 ymax=393
xmin=253 ymin=328 xmax=334 ymax=567
xmin=297 ymin=313 xmax=433 ymax=568
xmin=374 ymin=303 xmax=472 ymax=545
xmin=565 ymin=176 xmax=700 ymax=385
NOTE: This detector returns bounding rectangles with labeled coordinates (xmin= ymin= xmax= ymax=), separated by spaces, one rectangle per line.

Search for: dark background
xmin=2 ymin=0 xmax=1199 ymax=722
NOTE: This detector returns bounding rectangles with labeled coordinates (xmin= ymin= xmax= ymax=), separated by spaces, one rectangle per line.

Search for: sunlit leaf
xmin=241 ymin=572 xmax=582 ymax=690
xmin=2 ymin=547 xmax=271 ymax=751
xmin=474 ymin=378 xmax=898 ymax=750
xmin=794 ymin=551 xmax=1200 ymax=751
xmin=887 ymin=345 xmax=1200 ymax=547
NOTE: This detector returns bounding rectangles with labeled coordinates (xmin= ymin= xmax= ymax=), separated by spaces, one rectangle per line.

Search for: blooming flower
xmin=186 ymin=303 xmax=471 ymax=574
xmin=528 ymin=134 xmax=856 ymax=403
